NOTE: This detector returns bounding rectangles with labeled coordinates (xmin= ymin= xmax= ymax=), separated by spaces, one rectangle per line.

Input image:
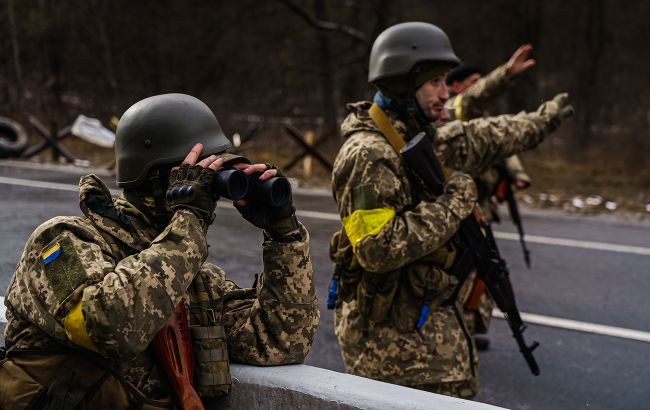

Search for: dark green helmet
xmin=115 ymin=93 xmax=231 ymax=188
xmin=368 ymin=22 xmax=460 ymax=96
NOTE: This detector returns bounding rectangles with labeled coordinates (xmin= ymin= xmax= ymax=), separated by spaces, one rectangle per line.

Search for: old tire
xmin=0 ymin=117 xmax=28 ymax=158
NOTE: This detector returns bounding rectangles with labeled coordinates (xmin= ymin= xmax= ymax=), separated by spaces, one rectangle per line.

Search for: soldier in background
xmin=0 ymin=94 xmax=319 ymax=409
xmin=445 ymin=45 xmax=537 ymax=350
xmin=329 ymin=22 xmax=572 ymax=398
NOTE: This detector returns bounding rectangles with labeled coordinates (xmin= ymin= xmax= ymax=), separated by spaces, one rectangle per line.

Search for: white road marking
xmin=492 ymin=309 xmax=650 ymax=343
xmin=2 ymin=175 xmax=650 ymax=256
xmin=3 ymin=174 xmax=650 ymax=259
xmin=0 ymin=176 xmax=121 ymax=196
xmin=492 ymin=231 xmax=650 ymax=256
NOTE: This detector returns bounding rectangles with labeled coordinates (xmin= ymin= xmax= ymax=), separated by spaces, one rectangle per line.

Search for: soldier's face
xmin=415 ymin=74 xmax=450 ymax=121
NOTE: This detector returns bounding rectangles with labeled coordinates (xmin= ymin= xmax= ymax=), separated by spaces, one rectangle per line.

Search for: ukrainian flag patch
xmin=42 ymin=243 xmax=61 ymax=265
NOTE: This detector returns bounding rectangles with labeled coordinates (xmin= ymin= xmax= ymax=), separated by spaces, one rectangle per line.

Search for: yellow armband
xmin=342 ymin=208 xmax=395 ymax=250
xmin=64 ymin=300 xmax=100 ymax=353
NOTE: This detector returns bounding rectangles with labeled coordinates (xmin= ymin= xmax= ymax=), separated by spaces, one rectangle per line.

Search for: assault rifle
xmin=495 ymin=162 xmax=531 ymax=268
xmin=401 ymin=132 xmax=540 ymax=376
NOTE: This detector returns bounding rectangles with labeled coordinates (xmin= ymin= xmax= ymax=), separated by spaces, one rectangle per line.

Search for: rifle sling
xmin=369 ymin=103 xmax=451 ymax=179
xmin=368 ymin=103 xmax=406 ymax=155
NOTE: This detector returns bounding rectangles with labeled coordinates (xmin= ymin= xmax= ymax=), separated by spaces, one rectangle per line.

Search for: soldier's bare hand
xmin=233 ymin=163 xmax=278 ymax=179
xmin=506 ymin=44 xmax=536 ymax=78
xmin=181 ymin=143 xmax=203 ymax=166
xmin=177 ymin=143 xmax=223 ymax=170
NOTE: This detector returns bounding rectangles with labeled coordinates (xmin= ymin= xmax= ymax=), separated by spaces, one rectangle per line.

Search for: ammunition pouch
xmin=391 ymin=263 xmax=456 ymax=332
xmin=190 ymin=325 xmax=231 ymax=397
xmin=188 ymin=270 xmax=232 ymax=398
xmin=331 ymin=222 xmax=461 ymax=333
xmin=353 ymin=245 xmax=458 ymax=333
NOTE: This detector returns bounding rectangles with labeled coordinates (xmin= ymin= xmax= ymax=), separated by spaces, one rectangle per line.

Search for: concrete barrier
xmin=212 ymin=364 xmax=505 ymax=410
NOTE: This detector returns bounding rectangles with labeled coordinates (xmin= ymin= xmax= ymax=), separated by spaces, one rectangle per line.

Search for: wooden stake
xmin=303 ymin=130 xmax=314 ymax=178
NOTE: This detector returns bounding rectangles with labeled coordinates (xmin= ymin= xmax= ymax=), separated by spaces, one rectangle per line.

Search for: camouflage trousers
xmin=334 ymin=299 xmax=478 ymax=395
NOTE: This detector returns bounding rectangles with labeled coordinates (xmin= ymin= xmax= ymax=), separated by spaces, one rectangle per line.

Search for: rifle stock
xmin=152 ymin=302 xmax=205 ymax=410
xmin=401 ymin=132 xmax=540 ymax=376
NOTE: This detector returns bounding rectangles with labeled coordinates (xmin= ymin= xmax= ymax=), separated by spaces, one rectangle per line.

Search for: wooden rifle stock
xmin=152 ymin=302 xmax=204 ymax=410
xmin=464 ymin=278 xmax=486 ymax=310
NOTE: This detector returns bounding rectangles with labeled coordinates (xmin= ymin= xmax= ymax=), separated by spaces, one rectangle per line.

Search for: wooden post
xmin=303 ymin=130 xmax=314 ymax=179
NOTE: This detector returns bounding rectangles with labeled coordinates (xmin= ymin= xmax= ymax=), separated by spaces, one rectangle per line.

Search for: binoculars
xmin=212 ymin=168 xmax=291 ymax=207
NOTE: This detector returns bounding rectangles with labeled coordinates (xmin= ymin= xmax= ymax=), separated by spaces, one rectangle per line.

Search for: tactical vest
xmin=329 ymin=104 xmax=463 ymax=336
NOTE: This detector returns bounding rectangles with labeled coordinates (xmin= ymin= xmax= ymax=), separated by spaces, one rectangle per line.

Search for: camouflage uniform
xmin=447 ymin=64 xmax=532 ymax=336
xmin=330 ymin=99 xmax=561 ymax=397
xmin=1 ymin=174 xmax=319 ymax=409
xmin=446 ymin=63 xmax=532 ymax=224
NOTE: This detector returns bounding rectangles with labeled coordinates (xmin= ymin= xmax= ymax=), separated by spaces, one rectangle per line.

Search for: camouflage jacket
xmin=447 ymin=64 xmax=532 ymax=222
xmin=3 ymin=174 xmax=319 ymax=402
xmin=330 ymin=100 xmax=559 ymax=387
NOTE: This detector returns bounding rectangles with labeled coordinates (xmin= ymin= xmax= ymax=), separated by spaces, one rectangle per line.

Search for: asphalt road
xmin=1 ymin=161 xmax=649 ymax=410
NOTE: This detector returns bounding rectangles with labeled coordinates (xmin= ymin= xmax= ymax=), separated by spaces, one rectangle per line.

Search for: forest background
xmin=1 ymin=0 xmax=648 ymax=214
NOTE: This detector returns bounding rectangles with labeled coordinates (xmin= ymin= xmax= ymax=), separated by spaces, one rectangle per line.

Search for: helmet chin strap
xmin=123 ymin=170 xmax=173 ymax=230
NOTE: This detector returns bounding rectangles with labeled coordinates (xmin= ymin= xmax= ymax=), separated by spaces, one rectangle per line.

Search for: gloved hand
xmin=442 ymin=171 xmax=477 ymax=220
xmin=537 ymin=92 xmax=574 ymax=132
xmin=233 ymin=164 xmax=299 ymax=240
xmin=166 ymin=163 xmax=218 ymax=225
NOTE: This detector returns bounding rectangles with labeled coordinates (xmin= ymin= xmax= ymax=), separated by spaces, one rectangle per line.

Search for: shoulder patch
xmin=42 ymin=235 xmax=88 ymax=302
xmin=42 ymin=243 xmax=61 ymax=264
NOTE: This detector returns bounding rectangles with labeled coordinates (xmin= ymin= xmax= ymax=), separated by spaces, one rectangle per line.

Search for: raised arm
xmin=453 ymin=44 xmax=536 ymax=121
xmin=436 ymin=93 xmax=573 ymax=176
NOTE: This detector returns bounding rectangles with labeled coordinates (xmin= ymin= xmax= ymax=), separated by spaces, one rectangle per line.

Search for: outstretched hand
xmin=538 ymin=92 xmax=574 ymax=132
xmin=506 ymin=44 xmax=536 ymax=78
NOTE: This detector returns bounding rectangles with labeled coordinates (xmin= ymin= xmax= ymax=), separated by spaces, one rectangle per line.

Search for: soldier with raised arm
xmin=0 ymin=94 xmax=319 ymax=409
xmin=445 ymin=45 xmax=537 ymax=349
xmin=329 ymin=22 xmax=572 ymax=398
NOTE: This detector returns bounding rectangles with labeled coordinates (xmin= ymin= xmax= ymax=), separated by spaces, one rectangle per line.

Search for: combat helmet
xmin=368 ymin=22 xmax=460 ymax=99
xmin=115 ymin=93 xmax=231 ymax=188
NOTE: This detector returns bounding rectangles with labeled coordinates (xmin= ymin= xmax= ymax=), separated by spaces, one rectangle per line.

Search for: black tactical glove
xmin=166 ymin=163 xmax=218 ymax=225
xmin=235 ymin=166 xmax=299 ymax=240
xmin=537 ymin=92 xmax=574 ymax=132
